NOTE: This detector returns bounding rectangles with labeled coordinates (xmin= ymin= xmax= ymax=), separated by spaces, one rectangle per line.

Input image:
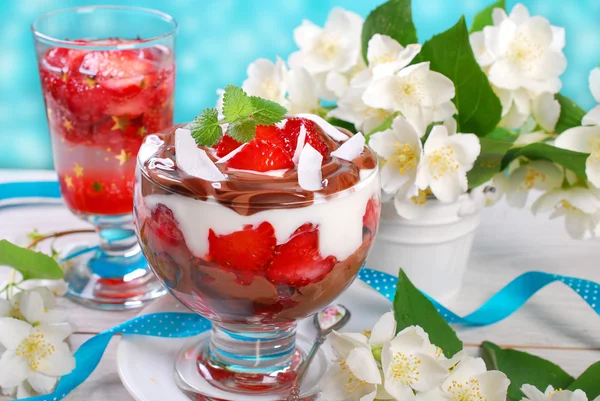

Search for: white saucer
xmin=116 ymin=280 xmax=391 ymax=401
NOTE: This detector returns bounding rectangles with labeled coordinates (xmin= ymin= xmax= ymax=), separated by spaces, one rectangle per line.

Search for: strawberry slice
xmin=266 ymin=224 xmax=337 ymax=287
xmin=255 ymin=124 xmax=294 ymax=155
xmin=227 ymin=139 xmax=294 ymax=172
xmin=214 ymin=135 xmax=242 ymax=157
xmin=363 ymin=197 xmax=380 ymax=236
xmin=149 ymin=204 xmax=186 ymax=247
xmin=208 ymin=222 xmax=276 ymax=273
xmin=281 ymin=118 xmax=332 ymax=158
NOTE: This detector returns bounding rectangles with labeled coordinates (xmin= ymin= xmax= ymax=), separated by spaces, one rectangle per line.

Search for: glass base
xmin=174 ymin=331 xmax=327 ymax=401
xmin=63 ymin=244 xmax=166 ymax=310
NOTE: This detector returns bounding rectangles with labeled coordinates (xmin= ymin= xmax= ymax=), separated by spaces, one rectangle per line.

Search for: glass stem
xmin=97 ymin=224 xmax=140 ymax=257
xmin=208 ymin=322 xmax=298 ymax=372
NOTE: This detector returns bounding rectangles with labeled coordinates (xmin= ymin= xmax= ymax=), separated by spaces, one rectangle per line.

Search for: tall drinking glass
xmin=32 ymin=6 xmax=177 ymax=309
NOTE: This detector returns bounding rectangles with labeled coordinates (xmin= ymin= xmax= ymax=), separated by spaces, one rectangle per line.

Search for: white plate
xmin=117 ymin=280 xmax=391 ymax=401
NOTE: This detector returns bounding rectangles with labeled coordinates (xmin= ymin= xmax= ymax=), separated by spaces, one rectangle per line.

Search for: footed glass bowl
xmin=133 ymin=122 xmax=380 ymax=399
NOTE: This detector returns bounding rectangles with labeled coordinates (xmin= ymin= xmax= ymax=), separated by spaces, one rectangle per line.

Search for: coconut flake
xmin=330 ymin=133 xmax=365 ymax=161
xmin=292 ymin=124 xmax=307 ymax=165
xmin=298 ymin=143 xmax=323 ymax=191
xmin=295 ymin=113 xmax=348 ymax=142
xmin=137 ymin=134 xmax=164 ymax=164
xmin=175 ymin=128 xmax=226 ymax=181
xmin=216 ymin=143 xmax=247 ymax=164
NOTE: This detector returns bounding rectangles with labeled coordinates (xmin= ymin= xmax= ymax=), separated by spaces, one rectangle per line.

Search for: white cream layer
xmin=144 ymin=169 xmax=379 ymax=262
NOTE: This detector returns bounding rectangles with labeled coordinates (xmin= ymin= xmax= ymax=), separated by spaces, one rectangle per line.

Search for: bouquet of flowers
xmin=221 ymin=0 xmax=599 ymax=239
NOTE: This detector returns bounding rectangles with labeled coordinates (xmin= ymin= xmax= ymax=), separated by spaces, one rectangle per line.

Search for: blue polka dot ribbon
xmin=17 ymin=268 xmax=600 ymax=401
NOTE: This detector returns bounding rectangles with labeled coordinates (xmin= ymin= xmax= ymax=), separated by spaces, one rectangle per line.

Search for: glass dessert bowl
xmin=32 ymin=6 xmax=176 ymax=309
xmin=134 ymin=116 xmax=381 ymax=399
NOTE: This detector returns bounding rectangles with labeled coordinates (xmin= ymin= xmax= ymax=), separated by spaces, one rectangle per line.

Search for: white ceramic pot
xmin=366 ymin=194 xmax=481 ymax=306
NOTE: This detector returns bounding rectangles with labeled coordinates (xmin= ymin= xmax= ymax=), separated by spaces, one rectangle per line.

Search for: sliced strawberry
xmin=255 ymin=124 xmax=293 ymax=155
xmin=281 ymin=118 xmax=332 ymax=158
xmin=266 ymin=225 xmax=337 ymax=287
xmin=208 ymin=222 xmax=276 ymax=273
xmin=227 ymin=140 xmax=294 ymax=172
xmin=70 ymin=49 xmax=153 ymax=79
xmin=215 ymin=135 xmax=242 ymax=157
xmin=363 ymin=197 xmax=380 ymax=236
xmin=150 ymin=204 xmax=186 ymax=246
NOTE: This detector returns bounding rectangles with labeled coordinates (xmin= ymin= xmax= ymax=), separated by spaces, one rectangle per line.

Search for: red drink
xmin=39 ymin=39 xmax=175 ymax=216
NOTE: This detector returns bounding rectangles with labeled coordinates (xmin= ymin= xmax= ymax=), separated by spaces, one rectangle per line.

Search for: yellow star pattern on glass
xmin=84 ymin=75 xmax=97 ymax=89
xmin=138 ymin=126 xmax=148 ymax=137
xmin=63 ymin=119 xmax=73 ymax=131
xmin=73 ymin=163 xmax=84 ymax=177
xmin=115 ymin=149 xmax=131 ymax=166
xmin=111 ymin=116 xmax=131 ymax=132
xmin=60 ymin=71 xmax=68 ymax=82
xmin=65 ymin=175 xmax=74 ymax=189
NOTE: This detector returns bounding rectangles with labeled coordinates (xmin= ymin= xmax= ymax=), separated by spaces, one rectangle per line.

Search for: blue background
xmin=0 ymin=0 xmax=598 ymax=169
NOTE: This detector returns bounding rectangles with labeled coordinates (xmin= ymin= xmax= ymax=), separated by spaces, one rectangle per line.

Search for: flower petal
xmin=293 ymin=20 xmax=322 ymax=51
xmin=429 ymin=167 xmax=466 ymax=203
xmin=415 ymin=387 xmax=448 ymax=401
xmin=583 ymin=105 xmax=600 ymax=127
xmin=489 ymin=59 xmax=522 ymax=90
xmin=384 ymin=378 xmax=416 ymax=401
xmin=509 ymin=3 xmax=530 ymax=24
xmin=0 ymin=350 xmax=28 ymax=388
xmin=319 ymin=362 xmax=349 ymax=401
xmin=327 ymin=330 xmax=369 ymax=360
xmin=394 ymin=182 xmax=427 ymax=219
xmin=362 ymin=75 xmax=398 ymax=110
xmin=477 ymin=371 xmax=510 ymax=401
xmin=568 ymin=187 xmax=600 ymax=214
xmin=410 ymin=353 xmax=449 ymax=392
xmin=533 ymin=92 xmax=560 ymax=132
xmin=564 ymin=210 xmax=595 ymax=240
xmin=420 ymin=71 xmax=455 ymax=107
xmin=492 ymin=8 xmax=508 ymax=25
xmin=442 ymin=357 xmax=487 ymax=390
xmin=20 ymin=291 xmax=45 ymax=325
xmin=520 ymin=383 xmax=546 ymax=401
xmin=390 ymin=326 xmax=431 ymax=353
xmin=347 ymin=347 xmax=381 ymax=384
xmin=36 ymin=342 xmax=75 ymax=377
xmin=367 ymin=34 xmax=403 ymax=66
xmin=0 ymin=299 xmax=9 ymax=317
xmin=447 ymin=133 xmax=481 ymax=170
xmin=369 ymin=311 xmax=396 ymax=346
xmin=0 ymin=318 xmax=31 ymax=349
xmin=587 ymin=155 xmax=600 ymax=188
xmin=394 ymin=44 xmax=422 ymax=71
xmin=590 ymin=67 xmax=600 ymax=104
xmin=28 ymin=371 xmax=58 ymax=394
xmin=36 ymin=323 xmax=73 ymax=343
xmin=369 ymin=129 xmax=399 ymax=160
xmin=555 ymin=126 xmax=600 ymax=153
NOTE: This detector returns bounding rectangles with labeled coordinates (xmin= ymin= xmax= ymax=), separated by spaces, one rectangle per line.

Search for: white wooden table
xmin=1 ymin=169 xmax=600 ymax=401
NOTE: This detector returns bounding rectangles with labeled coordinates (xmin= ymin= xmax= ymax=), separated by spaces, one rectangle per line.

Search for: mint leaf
xmin=485 ymin=126 xmax=519 ymax=143
xmin=470 ymin=0 xmax=505 ymax=33
xmin=556 ymin=94 xmax=586 ymax=134
xmin=227 ymin=119 xmax=257 ymax=143
xmin=191 ymin=108 xmax=223 ymax=146
xmin=482 ymin=341 xmax=574 ymax=401
xmin=567 ymin=362 xmax=600 ymax=399
xmin=249 ymin=96 xmax=287 ymax=125
xmin=416 ymin=17 xmax=502 ymax=137
xmin=467 ymin=137 xmax=513 ymax=189
xmin=361 ymin=0 xmax=417 ymax=63
xmin=222 ymin=85 xmax=253 ymax=123
xmin=0 ymin=240 xmax=63 ymax=280
xmin=394 ymin=269 xmax=463 ymax=358
xmin=502 ymin=142 xmax=589 ymax=179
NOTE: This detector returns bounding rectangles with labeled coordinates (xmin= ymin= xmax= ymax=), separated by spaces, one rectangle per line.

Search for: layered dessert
xmin=39 ymin=39 xmax=175 ymax=215
xmin=134 ymin=116 xmax=380 ymax=324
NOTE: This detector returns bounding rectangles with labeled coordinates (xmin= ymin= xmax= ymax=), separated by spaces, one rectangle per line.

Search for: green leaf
xmin=393 ymin=269 xmax=463 ymax=358
xmin=0 ymin=240 xmax=63 ymax=281
xmin=555 ymin=94 xmax=586 ymax=134
xmin=227 ymin=119 xmax=257 ymax=143
xmin=249 ymin=96 xmax=287 ymax=125
xmin=416 ymin=17 xmax=502 ymax=137
xmin=325 ymin=117 xmax=357 ymax=134
xmin=485 ymin=126 xmax=519 ymax=143
xmin=190 ymin=108 xmax=223 ymax=146
xmin=222 ymin=85 xmax=253 ymax=123
xmin=482 ymin=341 xmax=574 ymax=401
xmin=501 ymin=142 xmax=589 ymax=178
xmin=467 ymin=137 xmax=513 ymax=189
xmin=567 ymin=362 xmax=600 ymax=399
xmin=470 ymin=0 xmax=505 ymax=33
xmin=361 ymin=0 xmax=418 ymax=63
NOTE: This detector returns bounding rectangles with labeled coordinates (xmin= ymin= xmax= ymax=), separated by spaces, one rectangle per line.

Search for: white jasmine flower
xmin=555 ymin=126 xmax=600 ymax=188
xmin=362 ymin=62 xmax=455 ymax=134
xmin=514 ymin=131 xmax=554 ymax=146
xmin=484 ymin=3 xmax=567 ymax=95
xmin=415 ymin=123 xmax=481 ymax=203
xmin=2 ymin=380 xmax=36 ymax=399
xmin=242 ymin=57 xmax=289 ymax=108
xmin=0 ymin=318 xmax=75 ymax=393
xmin=286 ymin=67 xmax=321 ymax=114
xmin=352 ymin=34 xmax=421 ymax=87
xmin=583 ymin=67 xmax=600 ymax=126
xmin=325 ymin=56 xmax=367 ymax=98
xmin=288 ymin=7 xmax=363 ymax=75
xmin=394 ymin=184 xmax=431 ymax=220
xmin=533 ymin=92 xmax=560 ymax=132
xmin=381 ymin=326 xmax=448 ymax=399
xmin=320 ymin=347 xmax=382 ymax=401
xmin=328 ymin=86 xmax=393 ymax=133
xmin=532 ymin=187 xmax=600 ymax=239
xmin=470 ymin=173 xmax=509 ymax=208
xmin=369 ymin=116 xmax=423 ymax=196
xmin=521 ymin=384 xmax=591 ymax=401
xmin=416 ymin=357 xmax=509 ymax=401
xmin=0 ymin=289 xmax=66 ymax=325
xmin=506 ymin=160 xmax=563 ymax=207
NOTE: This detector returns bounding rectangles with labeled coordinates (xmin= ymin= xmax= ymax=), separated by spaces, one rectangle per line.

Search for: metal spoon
xmin=286 ymin=304 xmax=351 ymax=401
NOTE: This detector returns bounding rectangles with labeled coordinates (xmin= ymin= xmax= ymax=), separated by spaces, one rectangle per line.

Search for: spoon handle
xmin=285 ymin=334 xmax=327 ymax=401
